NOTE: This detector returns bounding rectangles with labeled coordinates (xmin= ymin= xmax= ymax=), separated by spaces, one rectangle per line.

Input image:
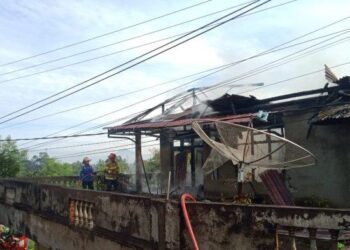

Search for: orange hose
xmin=181 ymin=193 xmax=199 ymax=250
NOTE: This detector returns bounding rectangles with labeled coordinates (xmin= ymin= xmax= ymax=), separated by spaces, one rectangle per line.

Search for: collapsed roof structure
xmin=106 ymin=74 xmax=350 ymax=206
xmin=108 ymin=76 xmax=350 ymax=135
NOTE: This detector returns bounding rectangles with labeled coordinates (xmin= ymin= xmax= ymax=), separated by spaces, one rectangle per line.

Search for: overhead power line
xmin=202 ymin=31 xmax=350 ymax=94
xmin=0 ymin=0 xmax=294 ymax=81
xmin=0 ymin=0 xmax=211 ymax=68
xmin=22 ymin=59 xmax=349 ymax=151
xmin=236 ymin=61 xmax=350 ymax=95
xmin=55 ymin=62 xmax=350 ymax=158
xmin=0 ymin=132 xmax=107 ymax=142
xmin=18 ymin=7 xmax=349 ymax=150
xmin=53 ymin=139 xmax=157 ymax=158
xmin=67 ymin=36 xmax=350 ymax=133
xmin=0 ymin=0 xmax=270 ymax=125
xmin=27 ymin=139 xmax=127 ymax=151
xmin=21 ymin=33 xmax=350 ymax=151
xmin=0 ymin=1 xmax=251 ymax=78
xmin=26 ymin=133 xmax=154 ymax=152
xmin=56 ymin=143 xmax=159 ymax=160
xmin=5 ymin=2 xmax=348 ymax=154
xmin=29 ymin=30 xmax=350 ymax=139
xmin=13 ymin=59 xmax=350 ymax=147
xmin=2 ymin=26 xmax=348 ymax=131
xmin=19 ymin=94 xmax=189 ymax=149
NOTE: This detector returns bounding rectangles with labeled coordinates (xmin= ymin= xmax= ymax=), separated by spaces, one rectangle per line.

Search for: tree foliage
xmin=70 ymin=160 xmax=82 ymax=175
xmin=20 ymin=152 xmax=73 ymax=177
xmin=144 ymin=149 xmax=160 ymax=173
xmin=0 ymin=138 xmax=27 ymax=177
xmin=0 ymin=137 xmax=131 ymax=178
xmin=94 ymin=156 xmax=130 ymax=173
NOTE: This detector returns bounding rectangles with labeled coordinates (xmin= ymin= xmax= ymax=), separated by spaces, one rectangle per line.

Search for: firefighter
xmin=104 ymin=153 xmax=119 ymax=191
xmin=79 ymin=157 xmax=94 ymax=190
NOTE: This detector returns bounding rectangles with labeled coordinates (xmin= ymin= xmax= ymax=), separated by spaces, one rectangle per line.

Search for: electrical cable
xmin=0 ymin=1 xmax=256 ymax=78
xmin=18 ymin=5 xmax=350 ymax=150
xmin=2 ymin=27 xmax=349 ymax=131
xmin=0 ymin=132 xmax=107 ymax=142
xmin=235 ymin=61 xmax=350 ymax=95
xmin=22 ymin=35 xmax=350 ymax=151
xmin=24 ymin=59 xmax=350 ymax=151
xmin=0 ymin=0 xmax=212 ymax=68
xmin=37 ymin=30 xmax=350 ymax=139
xmin=0 ymin=0 xmax=295 ymax=81
xmin=53 ymin=139 xmax=157 ymax=158
xmin=10 ymin=2 xmax=350 ymax=156
xmin=1 ymin=0 xmax=342 ymax=87
xmin=201 ymin=31 xmax=350 ymax=95
xmin=19 ymin=93 xmax=191 ymax=149
xmin=21 ymin=61 xmax=350 ymax=151
xmin=47 ymin=67 xmax=350 ymax=160
xmin=0 ymin=0 xmax=269 ymax=124
xmin=1 ymin=4 xmax=347 ymax=133
xmin=27 ymin=139 xmax=129 ymax=151
xmin=55 ymin=143 xmax=159 ymax=160
xmin=55 ymin=98 xmax=350 ymax=161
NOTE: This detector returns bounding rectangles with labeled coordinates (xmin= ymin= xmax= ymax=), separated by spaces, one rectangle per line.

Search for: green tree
xmin=0 ymin=138 xmax=27 ymax=177
xmin=71 ymin=160 xmax=82 ymax=175
xmin=20 ymin=152 xmax=46 ymax=176
xmin=117 ymin=155 xmax=130 ymax=173
xmin=94 ymin=156 xmax=130 ymax=173
xmin=94 ymin=159 xmax=106 ymax=172
xmin=21 ymin=152 xmax=73 ymax=177
xmin=144 ymin=149 xmax=160 ymax=173
xmin=39 ymin=156 xmax=73 ymax=176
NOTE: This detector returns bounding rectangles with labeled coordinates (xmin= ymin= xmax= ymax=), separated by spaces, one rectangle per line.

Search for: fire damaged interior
xmin=106 ymin=76 xmax=350 ymax=207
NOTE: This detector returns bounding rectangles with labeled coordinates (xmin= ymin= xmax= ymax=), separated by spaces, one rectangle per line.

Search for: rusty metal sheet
xmin=107 ymin=114 xmax=254 ymax=131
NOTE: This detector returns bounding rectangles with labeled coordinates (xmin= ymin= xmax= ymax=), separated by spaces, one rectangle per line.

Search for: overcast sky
xmin=0 ymin=0 xmax=349 ymax=163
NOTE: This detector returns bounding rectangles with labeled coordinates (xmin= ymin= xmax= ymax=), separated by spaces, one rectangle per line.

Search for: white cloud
xmin=0 ymin=0 xmax=349 ymax=162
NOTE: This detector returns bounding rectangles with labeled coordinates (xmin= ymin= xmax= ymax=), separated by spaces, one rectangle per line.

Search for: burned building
xmin=1 ymin=77 xmax=350 ymax=249
xmin=107 ymin=77 xmax=350 ymax=208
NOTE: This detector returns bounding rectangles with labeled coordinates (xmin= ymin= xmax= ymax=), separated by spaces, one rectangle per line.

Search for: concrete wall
xmin=284 ymin=111 xmax=350 ymax=208
xmin=0 ymin=204 xmax=135 ymax=250
xmin=0 ymin=179 xmax=180 ymax=250
xmin=1 ymin=178 xmax=350 ymax=249
xmin=183 ymin=202 xmax=350 ymax=250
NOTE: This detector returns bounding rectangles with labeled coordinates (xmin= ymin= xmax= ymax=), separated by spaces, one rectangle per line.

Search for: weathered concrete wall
xmin=183 ymin=202 xmax=350 ymax=250
xmin=0 ymin=204 xmax=135 ymax=250
xmin=284 ymin=111 xmax=350 ymax=208
xmin=1 ymin=178 xmax=350 ymax=249
xmin=0 ymin=179 xmax=180 ymax=250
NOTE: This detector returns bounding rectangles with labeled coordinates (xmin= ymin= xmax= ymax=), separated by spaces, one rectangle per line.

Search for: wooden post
xmin=329 ymin=229 xmax=339 ymax=250
xmin=160 ymin=130 xmax=173 ymax=192
xmin=190 ymin=138 xmax=196 ymax=187
xmin=135 ymin=131 xmax=142 ymax=193
xmin=274 ymin=225 xmax=280 ymax=250
xmin=308 ymin=228 xmax=317 ymax=250
xmin=202 ymin=137 xmax=211 ymax=198
xmin=288 ymin=227 xmax=297 ymax=250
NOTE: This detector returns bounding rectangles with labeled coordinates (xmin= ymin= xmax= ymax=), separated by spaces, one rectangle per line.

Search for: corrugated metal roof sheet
xmin=318 ymin=104 xmax=350 ymax=121
xmin=107 ymin=114 xmax=254 ymax=132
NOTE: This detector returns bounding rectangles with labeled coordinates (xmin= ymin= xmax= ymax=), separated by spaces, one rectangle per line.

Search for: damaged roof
xmin=312 ymin=104 xmax=350 ymax=125
xmin=107 ymin=113 xmax=253 ymax=133
xmin=107 ymin=76 xmax=350 ymax=134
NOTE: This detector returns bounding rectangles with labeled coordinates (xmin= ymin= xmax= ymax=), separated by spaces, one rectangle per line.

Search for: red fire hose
xmin=181 ymin=193 xmax=199 ymax=250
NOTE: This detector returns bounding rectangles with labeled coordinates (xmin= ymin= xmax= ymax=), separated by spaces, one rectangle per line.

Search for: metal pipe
xmin=166 ymin=171 xmax=171 ymax=200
